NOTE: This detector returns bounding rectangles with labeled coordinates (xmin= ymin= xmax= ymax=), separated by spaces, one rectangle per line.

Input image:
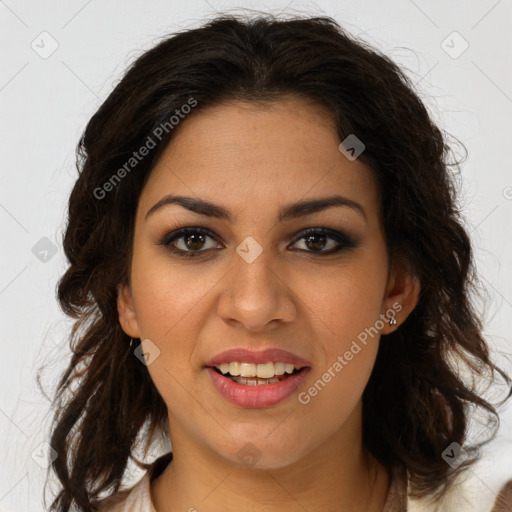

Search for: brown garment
xmin=383 ymin=464 xmax=408 ymax=511
xmin=491 ymin=479 xmax=512 ymax=512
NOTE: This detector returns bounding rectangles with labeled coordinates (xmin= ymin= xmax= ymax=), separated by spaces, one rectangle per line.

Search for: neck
xmin=151 ymin=410 xmax=390 ymax=512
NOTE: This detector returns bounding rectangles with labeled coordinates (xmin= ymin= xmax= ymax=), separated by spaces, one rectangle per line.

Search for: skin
xmin=117 ymin=96 xmax=420 ymax=512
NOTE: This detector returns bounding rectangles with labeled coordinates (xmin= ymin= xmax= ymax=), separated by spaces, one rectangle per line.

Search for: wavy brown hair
xmin=41 ymin=13 xmax=511 ymax=511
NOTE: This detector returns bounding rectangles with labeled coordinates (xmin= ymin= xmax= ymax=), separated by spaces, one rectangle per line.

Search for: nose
xmin=216 ymin=248 xmax=297 ymax=332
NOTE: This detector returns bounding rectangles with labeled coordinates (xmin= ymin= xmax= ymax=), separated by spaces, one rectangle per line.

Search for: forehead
xmin=138 ymin=97 xmax=378 ymax=223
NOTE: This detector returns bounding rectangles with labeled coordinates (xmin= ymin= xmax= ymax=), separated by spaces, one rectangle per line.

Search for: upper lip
xmin=205 ymin=347 xmax=312 ymax=368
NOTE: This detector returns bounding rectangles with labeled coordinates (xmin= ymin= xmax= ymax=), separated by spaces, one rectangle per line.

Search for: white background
xmin=1 ymin=1 xmax=511 ymax=510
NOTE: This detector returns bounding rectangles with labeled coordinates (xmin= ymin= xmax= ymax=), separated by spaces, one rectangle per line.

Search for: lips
xmin=204 ymin=347 xmax=312 ymax=368
xmin=204 ymin=347 xmax=312 ymax=408
xmin=206 ymin=366 xmax=311 ymax=408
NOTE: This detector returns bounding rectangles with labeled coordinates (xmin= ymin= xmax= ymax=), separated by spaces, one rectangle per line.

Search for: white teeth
xmin=240 ymin=362 xmax=257 ymax=377
xmin=274 ymin=362 xmax=285 ymax=375
xmin=232 ymin=376 xmax=281 ymax=385
xmin=284 ymin=363 xmax=295 ymax=374
xmin=229 ymin=362 xmax=240 ymax=376
xmin=256 ymin=362 xmax=274 ymax=378
xmin=214 ymin=361 xmax=302 ymax=378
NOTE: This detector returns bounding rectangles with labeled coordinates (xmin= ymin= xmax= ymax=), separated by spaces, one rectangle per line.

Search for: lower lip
xmin=206 ymin=367 xmax=311 ymax=408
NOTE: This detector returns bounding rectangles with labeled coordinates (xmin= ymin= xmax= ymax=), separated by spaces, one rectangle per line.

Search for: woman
xmin=45 ymin=13 xmax=512 ymax=512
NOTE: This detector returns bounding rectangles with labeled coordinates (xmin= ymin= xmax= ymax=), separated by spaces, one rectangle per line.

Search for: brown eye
xmin=290 ymin=227 xmax=357 ymax=255
xmin=304 ymin=233 xmax=328 ymax=251
xmin=182 ymin=232 xmax=207 ymax=250
xmin=158 ymin=226 xmax=358 ymax=259
xmin=159 ymin=227 xmax=221 ymax=257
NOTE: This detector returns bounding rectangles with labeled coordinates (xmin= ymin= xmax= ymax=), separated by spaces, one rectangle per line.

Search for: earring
xmin=129 ymin=337 xmax=134 ymax=348
xmin=388 ymin=312 xmax=397 ymax=326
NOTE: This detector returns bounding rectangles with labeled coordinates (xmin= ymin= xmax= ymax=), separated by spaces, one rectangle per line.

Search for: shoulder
xmin=406 ymin=477 xmax=512 ymax=512
xmin=407 ymin=463 xmax=512 ymax=512
xmin=405 ymin=437 xmax=512 ymax=511
xmin=94 ymin=473 xmax=153 ymax=512
xmin=94 ymin=489 xmax=131 ymax=512
xmin=94 ymin=453 xmax=172 ymax=511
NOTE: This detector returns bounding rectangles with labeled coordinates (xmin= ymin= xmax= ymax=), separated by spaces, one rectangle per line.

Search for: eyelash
xmin=157 ymin=226 xmax=358 ymax=258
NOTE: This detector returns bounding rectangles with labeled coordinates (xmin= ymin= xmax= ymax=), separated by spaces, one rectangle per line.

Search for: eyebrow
xmin=145 ymin=194 xmax=367 ymax=223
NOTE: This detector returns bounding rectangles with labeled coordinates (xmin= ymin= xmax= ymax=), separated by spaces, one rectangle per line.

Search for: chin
xmin=217 ymin=440 xmax=305 ymax=470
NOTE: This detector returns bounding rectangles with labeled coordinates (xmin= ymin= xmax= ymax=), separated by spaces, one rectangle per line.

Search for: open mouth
xmin=205 ymin=361 xmax=312 ymax=407
xmin=211 ymin=365 xmax=304 ymax=386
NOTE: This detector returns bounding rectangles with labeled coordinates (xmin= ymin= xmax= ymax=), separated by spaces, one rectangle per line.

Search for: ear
xmin=117 ymin=282 xmax=141 ymax=338
xmin=380 ymin=260 xmax=420 ymax=335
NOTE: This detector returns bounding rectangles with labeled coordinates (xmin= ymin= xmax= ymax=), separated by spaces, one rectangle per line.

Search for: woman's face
xmin=118 ymin=96 xmax=418 ymax=469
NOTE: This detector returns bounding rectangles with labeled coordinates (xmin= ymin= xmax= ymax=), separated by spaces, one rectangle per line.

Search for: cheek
xmin=299 ymin=329 xmax=379 ymax=435
xmin=299 ymin=260 xmax=388 ymax=344
xmin=130 ymin=247 xmax=215 ymax=339
xmin=295 ymin=253 xmax=386 ymax=413
xmin=129 ymin=254 xmax=213 ymax=397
